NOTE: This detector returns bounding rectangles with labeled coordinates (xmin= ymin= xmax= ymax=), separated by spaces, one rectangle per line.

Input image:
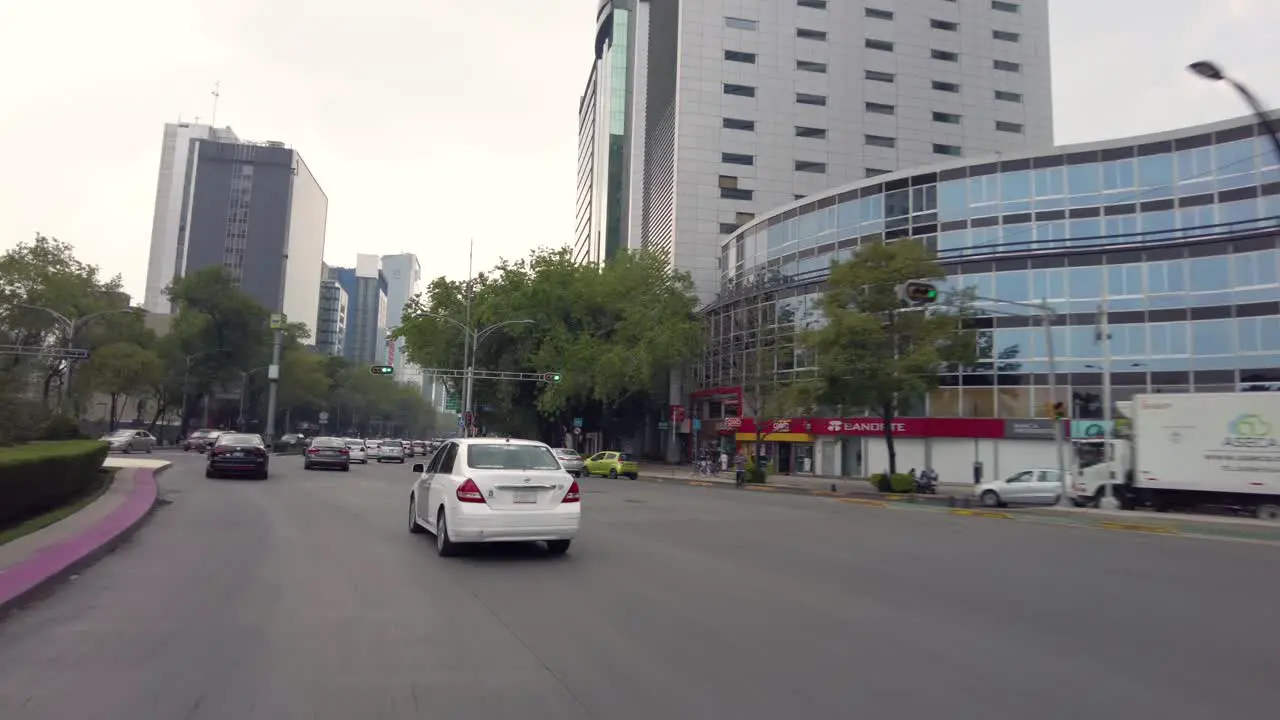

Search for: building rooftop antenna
xmin=211 ymin=81 xmax=221 ymax=127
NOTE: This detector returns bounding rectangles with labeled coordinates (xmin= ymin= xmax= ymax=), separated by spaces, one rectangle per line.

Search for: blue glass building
xmin=700 ymin=113 xmax=1280 ymax=421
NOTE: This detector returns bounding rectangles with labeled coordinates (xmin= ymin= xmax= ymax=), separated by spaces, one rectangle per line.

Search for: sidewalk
xmin=0 ymin=458 xmax=166 ymax=614
xmin=635 ymin=462 xmax=973 ymax=497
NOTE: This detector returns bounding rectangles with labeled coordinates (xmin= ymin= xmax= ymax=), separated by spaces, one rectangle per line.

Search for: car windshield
xmin=312 ymin=437 xmax=343 ymax=448
xmin=106 ymin=430 xmax=132 ymax=438
xmin=217 ymin=434 xmax=262 ymax=446
xmin=466 ymin=443 xmax=561 ymax=470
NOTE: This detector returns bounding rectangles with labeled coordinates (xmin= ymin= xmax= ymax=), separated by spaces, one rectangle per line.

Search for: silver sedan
xmin=101 ymin=429 xmax=157 ymax=454
xmin=553 ymin=448 xmax=585 ymax=477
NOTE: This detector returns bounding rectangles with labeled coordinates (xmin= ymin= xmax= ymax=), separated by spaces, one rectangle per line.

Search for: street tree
xmin=396 ymin=247 xmax=700 ymax=443
xmin=800 ymin=240 xmax=977 ymax=476
xmin=83 ymin=342 xmax=163 ymax=430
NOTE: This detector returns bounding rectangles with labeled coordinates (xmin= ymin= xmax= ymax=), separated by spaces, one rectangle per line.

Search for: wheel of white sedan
xmin=408 ymin=495 xmax=425 ymax=534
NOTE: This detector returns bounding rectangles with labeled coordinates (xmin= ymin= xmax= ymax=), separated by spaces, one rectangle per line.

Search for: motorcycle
xmin=915 ymin=468 xmax=938 ymax=494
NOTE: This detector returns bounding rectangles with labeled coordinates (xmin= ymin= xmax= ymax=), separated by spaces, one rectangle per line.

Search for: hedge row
xmin=0 ymin=440 xmax=110 ymax=528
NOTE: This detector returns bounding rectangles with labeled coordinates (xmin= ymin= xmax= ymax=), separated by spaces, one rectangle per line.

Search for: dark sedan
xmin=303 ymin=437 xmax=351 ymax=471
xmin=206 ymin=433 xmax=270 ymax=479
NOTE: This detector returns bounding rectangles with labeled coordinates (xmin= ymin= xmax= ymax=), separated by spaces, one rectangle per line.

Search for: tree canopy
xmin=395 ymin=247 xmax=702 ymax=440
xmin=799 ymin=240 xmax=977 ymax=474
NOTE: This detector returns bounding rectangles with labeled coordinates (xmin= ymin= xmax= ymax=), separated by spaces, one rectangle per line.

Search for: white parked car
xmin=344 ymin=439 xmax=368 ymax=463
xmin=101 ymin=429 xmax=156 ymax=453
xmin=407 ymin=438 xmax=581 ymax=556
xmin=975 ymin=468 xmax=1070 ymax=508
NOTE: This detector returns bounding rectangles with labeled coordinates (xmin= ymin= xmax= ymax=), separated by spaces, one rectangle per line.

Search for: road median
xmin=0 ymin=460 xmax=169 ymax=617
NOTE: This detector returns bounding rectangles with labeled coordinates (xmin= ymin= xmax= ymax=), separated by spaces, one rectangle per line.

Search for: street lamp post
xmin=409 ymin=311 xmax=534 ymax=436
xmin=238 ymin=365 xmax=270 ymax=431
xmin=180 ymin=348 xmax=228 ymax=436
xmin=12 ymin=304 xmax=141 ymax=404
xmin=1188 ymin=60 xmax=1280 ymax=162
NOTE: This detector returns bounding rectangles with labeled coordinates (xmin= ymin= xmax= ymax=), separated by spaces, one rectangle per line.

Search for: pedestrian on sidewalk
xmin=734 ymin=451 xmax=747 ymax=486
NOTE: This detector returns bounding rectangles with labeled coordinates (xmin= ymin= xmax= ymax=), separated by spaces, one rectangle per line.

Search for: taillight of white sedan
xmin=407 ymin=438 xmax=582 ymax=556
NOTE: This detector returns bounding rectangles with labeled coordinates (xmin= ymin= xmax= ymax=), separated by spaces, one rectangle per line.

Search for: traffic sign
xmin=573 ymin=417 xmax=583 ymax=428
xmin=318 ymin=411 xmax=329 ymax=423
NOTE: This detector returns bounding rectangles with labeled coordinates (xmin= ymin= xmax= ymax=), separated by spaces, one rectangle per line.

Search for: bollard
xmin=948 ymin=495 xmax=957 ymax=507
xmin=831 ymin=483 xmax=837 ymax=494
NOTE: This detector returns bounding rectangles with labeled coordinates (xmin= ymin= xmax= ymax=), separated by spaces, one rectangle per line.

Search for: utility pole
xmin=462 ymin=239 xmax=474 ymax=437
xmin=264 ymin=314 xmax=285 ymax=444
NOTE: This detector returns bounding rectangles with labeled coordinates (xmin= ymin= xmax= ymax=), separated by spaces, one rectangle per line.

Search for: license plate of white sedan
xmin=514 ymin=491 xmax=537 ymax=504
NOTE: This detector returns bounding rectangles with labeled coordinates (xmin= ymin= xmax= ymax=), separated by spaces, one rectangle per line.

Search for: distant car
xmin=411 ymin=440 xmax=428 ymax=456
xmin=401 ymin=440 xmax=415 ymax=457
xmin=582 ymin=451 xmax=639 ymax=480
xmin=975 ymin=468 xmax=1069 ymax=508
xmin=206 ymin=433 xmax=270 ymax=479
xmin=552 ymin=448 xmax=584 ymax=477
xmin=183 ymin=429 xmax=221 ymax=453
xmin=343 ymin=438 xmax=368 ymax=463
xmin=101 ymin=429 xmax=156 ymax=454
xmin=408 ymin=438 xmax=581 ymax=556
xmin=364 ymin=439 xmax=383 ymax=459
xmin=378 ymin=441 xmax=405 ymax=463
xmin=304 ymin=436 xmax=351 ymax=471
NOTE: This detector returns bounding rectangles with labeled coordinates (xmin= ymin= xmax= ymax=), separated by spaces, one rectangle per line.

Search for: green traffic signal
xmin=900 ymin=281 xmax=940 ymax=305
xmin=543 ymin=372 xmax=562 ymax=383
xmin=370 ymin=365 xmax=394 ymax=376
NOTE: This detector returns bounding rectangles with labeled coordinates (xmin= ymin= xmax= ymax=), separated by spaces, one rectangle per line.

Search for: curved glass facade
xmin=700 ymin=114 xmax=1280 ymax=420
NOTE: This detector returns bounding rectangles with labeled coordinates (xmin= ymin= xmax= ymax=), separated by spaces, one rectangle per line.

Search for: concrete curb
xmin=631 ymin=470 xmax=965 ymax=506
xmin=0 ymin=463 xmax=169 ymax=618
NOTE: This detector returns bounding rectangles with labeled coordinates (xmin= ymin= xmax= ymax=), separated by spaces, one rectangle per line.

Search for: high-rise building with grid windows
xmin=577 ymin=0 xmax=1053 ymax=303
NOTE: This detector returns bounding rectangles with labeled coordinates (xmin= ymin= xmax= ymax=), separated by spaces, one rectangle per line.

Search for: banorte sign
xmin=729 ymin=416 xmax=1007 ymax=439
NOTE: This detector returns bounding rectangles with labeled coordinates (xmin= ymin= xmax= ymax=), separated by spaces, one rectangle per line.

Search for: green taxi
xmin=582 ymin=451 xmax=639 ymax=480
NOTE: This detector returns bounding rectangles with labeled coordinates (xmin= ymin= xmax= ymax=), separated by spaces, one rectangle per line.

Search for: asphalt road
xmin=0 ymin=451 xmax=1275 ymax=719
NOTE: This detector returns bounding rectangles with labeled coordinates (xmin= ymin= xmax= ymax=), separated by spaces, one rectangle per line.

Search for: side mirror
xmin=412 ymin=463 xmax=425 ymax=474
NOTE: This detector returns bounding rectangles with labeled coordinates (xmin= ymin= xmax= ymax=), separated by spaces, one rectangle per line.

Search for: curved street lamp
xmin=1187 ymin=60 xmax=1280 ymax=162
xmin=410 ymin=312 xmax=535 ymax=431
xmin=9 ymin=304 xmax=143 ymax=403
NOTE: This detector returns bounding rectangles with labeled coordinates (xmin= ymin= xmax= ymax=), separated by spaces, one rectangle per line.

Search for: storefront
xmin=726 ymin=416 xmax=1062 ymax=482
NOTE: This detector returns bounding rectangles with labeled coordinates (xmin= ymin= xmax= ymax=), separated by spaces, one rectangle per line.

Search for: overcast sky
xmin=1 ymin=0 xmax=1276 ymax=302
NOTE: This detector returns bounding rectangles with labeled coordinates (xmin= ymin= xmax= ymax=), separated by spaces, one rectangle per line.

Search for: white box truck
xmin=1071 ymin=393 xmax=1280 ymax=519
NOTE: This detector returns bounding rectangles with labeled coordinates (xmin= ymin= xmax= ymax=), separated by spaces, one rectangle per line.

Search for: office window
xmin=866 ymin=134 xmax=896 ymax=148
xmin=796 ymin=92 xmax=827 ymax=106
xmin=724 ymin=50 xmax=757 ymax=63
xmin=796 ymin=59 xmax=828 ymax=73
xmin=721 ymin=187 xmax=754 ymax=201
xmin=795 ymin=160 xmax=827 ymax=173
xmin=725 ymin=17 xmax=758 ymax=30
xmin=722 ymin=152 xmax=755 ymax=165
xmin=719 ymin=175 xmax=739 ymax=189
xmin=932 ymin=49 xmax=959 ymax=62
xmin=724 ymin=83 xmax=756 ymax=97
xmin=993 ymin=29 xmax=1020 ymax=42
xmin=798 ymin=28 xmax=828 ymax=40
xmin=719 ymin=223 xmax=740 ymax=235
xmin=723 ymin=117 xmax=755 ymax=131
xmin=996 ymin=121 xmax=1024 ymax=133
xmin=866 ymin=7 xmax=894 ymax=20
xmin=995 ymin=89 xmax=1023 ymax=102
xmin=933 ymin=111 xmax=962 ymax=124
xmin=867 ymin=168 xmax=891 ymax=178
xmin=795 ymin=194 xmax=807 ymax=200
xmin=795 ymin=126 xmax=827 ymax=139
xmin=866 ymin=69 xmax=895 ymax=83
xmin=866 ymin=38 xmax=895 ymax=51
xmin=934 ymin=143 xmax=963 ymax=156
xmin=866 ymin=101 xmax=895 ymax=115
xmin=798 ymin=0 xmax=827 ymax=7
xmin=736 ymin=211 xmax=755 ymax=224
xmin=931 ymin=19 xmax=959 ymax=31
xmin=933 ymin=80 xmax=960 ymax=93
xmin=992 ymin=1 xmax=1019 ymax=12
xmin=994 ymin=59 xmax=1022 ymax=72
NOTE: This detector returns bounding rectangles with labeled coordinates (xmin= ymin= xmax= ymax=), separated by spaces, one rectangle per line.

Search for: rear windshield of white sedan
xmin=467 ymin=444 xmax=561 ymax=470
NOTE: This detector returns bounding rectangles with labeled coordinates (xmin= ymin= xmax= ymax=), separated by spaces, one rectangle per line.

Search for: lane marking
xmin=950 ymin=509 xmax=1014 ymax=520
xmin=1097 ymin=521 xmax=1178 ymax=535
xmin=839 ymin=498 xmax=889 ymax=508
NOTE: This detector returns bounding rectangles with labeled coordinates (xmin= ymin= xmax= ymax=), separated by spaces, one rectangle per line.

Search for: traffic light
xmin=898 ymin=280 xmax=940 ymax=305
xmin=542 ymin=372 xmax=562 ymax=383
xmin=369 ymin=365 xmax=394 ymax=376
xmin=1052 ymin=401 xmax=1066 ymax=420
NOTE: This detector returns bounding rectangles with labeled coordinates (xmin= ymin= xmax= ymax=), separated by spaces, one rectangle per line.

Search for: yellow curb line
xmin=810 ymin=491 xmax=839 ymax=496
xmin=950 ymin=509 xmax=1014 ymax=520
xmin=747 ymin=486 xmax=779 ymax=491
xmin=688 ymin=481 xmax=713 ymax=487
xmin=839 ymin=498 xmax=890 ymax=508
xmin=1098 ymin=521 xmax=1178 ymax=535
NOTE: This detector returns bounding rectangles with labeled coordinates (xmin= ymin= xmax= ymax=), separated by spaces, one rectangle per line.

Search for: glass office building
xmin=700 ymin=113 xmax=1280 ymax=422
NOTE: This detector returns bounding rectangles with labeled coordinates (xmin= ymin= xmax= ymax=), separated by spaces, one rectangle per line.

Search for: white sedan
xmin=407 ymin=438 xmax=581 ymax=556
xmin=343 ymin=439 xmax=368 ymax=463
xmin=975 ymin=468 xmax=1070 ymax=508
